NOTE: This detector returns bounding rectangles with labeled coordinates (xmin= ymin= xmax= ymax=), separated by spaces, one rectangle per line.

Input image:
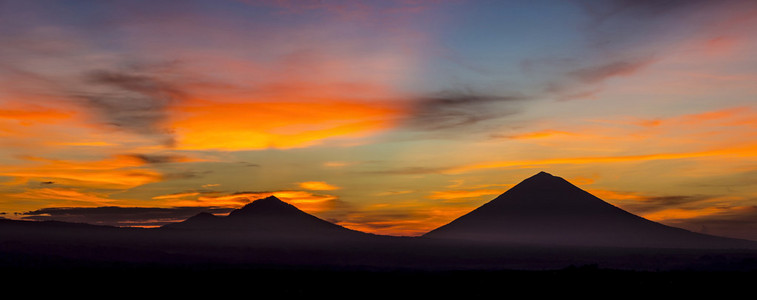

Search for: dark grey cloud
xmin=162 ymin=170 xmax=214 ymax=180
xmin=543 ymin=58 xmax=654 ymax=100
xmin=404 ymin=89 xmax=528 ymax=131
xmin=74 ymin=68 xmax=185 ymax=145
xmin=603 ymin=191 xmax=757 ymax=241
xmin=661 ymin=206 xmax=757 ymax=241
xmin=126 ymin=153 xmax=191 ymax=164
xmin=236 ymin=161 xmax=261 ymax=168
xmin=613 ymin=194 xmax=712 ymax=215
xmin=637 ymin=195 xmax=710 ymax=214
xmin=121 ymin=153 xmax=212 ymax=181
xmin=407 ymin=1 xmax=713 ymax=127
xmin=21 ymin=206 xmax=234 ymax=227
xmin=572 ymin=0 xmax=757 ymax=60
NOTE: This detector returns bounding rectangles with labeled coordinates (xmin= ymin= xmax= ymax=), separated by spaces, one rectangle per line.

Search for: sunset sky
xmin=1 ymin=0 xmax=756 ymax=240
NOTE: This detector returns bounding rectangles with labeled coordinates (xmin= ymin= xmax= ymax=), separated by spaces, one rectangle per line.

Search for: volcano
xmin=162 ymin=196 xmax=366 ymax=240
xmin=424 ymin=172 xmax=755 ymax=248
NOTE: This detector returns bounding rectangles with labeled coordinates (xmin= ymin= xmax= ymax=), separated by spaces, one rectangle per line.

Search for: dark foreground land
xmin=4 ymin=261 xmax=757 ymax=296
xmin=3 ymin=218 xmax=757 ymax=295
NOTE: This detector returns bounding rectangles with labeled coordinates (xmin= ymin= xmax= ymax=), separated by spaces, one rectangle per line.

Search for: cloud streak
xmin=0 ymin=155 xmax=163 ymax=189
xmin=73 ymin=67 xmax=187 ymax=145
xmin=661 ymin=205 xmax=757 ymax=241
xmin=20 ymin=206 xmax=233 ymax=227
xmin=404 ymin=89 xmax=528 ymax=131
xmin=298 ymin=181 xmax=340 ymax=191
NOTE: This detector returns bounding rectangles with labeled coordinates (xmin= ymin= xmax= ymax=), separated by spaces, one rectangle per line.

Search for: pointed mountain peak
xmin=163 ymin=194 xmax=365 ymax=238
xmin=511 ymin=171 xmax=576 ymax=192
xmin=227 ymin=195 xmax=301 ymax=217
xmin=524 ymin=171 xmax=561 ymax=182
xmin=248 ymin=195 xmax=287 ymax=206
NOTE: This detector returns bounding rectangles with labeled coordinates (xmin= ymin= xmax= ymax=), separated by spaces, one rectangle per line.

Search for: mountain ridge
xmin=161 ymin=195 xmax=368 ymax=240
xmin=4 ymin=173 xmax=755 ymax=249
xmin=3 ymin=172 xmax=757 ymax=272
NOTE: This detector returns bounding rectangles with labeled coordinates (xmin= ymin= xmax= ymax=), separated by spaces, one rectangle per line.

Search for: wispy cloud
xmin=73 ymin=68 xmax=186 ymax=144
xmin=542 ymin=57 xmax=656 ymax=101
xmin=444 ymin=147 xmax=757 ymax=175
xmin=10 ymin=187 xmax=118 ymax=207
xmin=124 ymin=153 xmax=202 ymax=164
xmin=661 ymin=205 xmax=757 ymax=240
xmin=298 ymin=181 xmax=340 ymax=191
xmin=448 ymin=106 xmax=757 ymax=173
xmin=0 ymin=155 xmax=162 ymax=189
xmin=567 ymin=59 xmax=654 ymax=84
xmin=403 ymin=89 xmax=528 ymax=131
xmin=20 ymin=206 xmax=233 ymax=227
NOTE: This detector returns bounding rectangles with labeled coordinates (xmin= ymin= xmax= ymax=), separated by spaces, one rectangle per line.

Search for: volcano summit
xmin=162 ymin=195 xmax=368 ymax=241
xmin=424 ymin=172 xmax=754 ymax=249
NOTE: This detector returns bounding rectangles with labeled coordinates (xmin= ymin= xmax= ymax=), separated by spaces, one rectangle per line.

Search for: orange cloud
xmin=323 ymin=161 xmax=353 ymax=167
xmin=568 ymin=176 xmax=597 ymax=185
xmin=7 ymin=187 xmax=117 ymax=207
xmin=0 ymin=103 xmax=82 ymax=146
xmin=674 ymin=106 xmax=755 ymax=126
xmin=449 ymin=106 xmax=757 ymax=174
xmin=374 ymin=190 xmax=415 ymax=196
xmin=298 ymin=181 xmax=340 ymax=191
xmin=0 ymin=105 xmax=72 ymax=124
xmin=152 ymin=192 xmax=201 ymax=200
xmin=447 ymin=143 xmax=757 ymax=174
xmin=505 ymin=130 xmax=579 ymax=140
xmin=642 ymin=207 xmax=728 ymax=222
xmin=170 ymin=99 xmax=404 ymax=151
xmin=583 ymin=189 xmax=749 ymax=228
xmin=0 ymin=96 xmax=177 ymax=155
xmin=443 ymin=152 xmax=711 ymax=174
xmin=50 ymin=141 xmax=119 ymax=147
xmin=0 ymin=155 xmax=162 ymax=189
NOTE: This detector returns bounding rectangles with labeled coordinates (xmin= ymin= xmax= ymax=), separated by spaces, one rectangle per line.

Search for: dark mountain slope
xmin=161 ymin=196 xmax=368 ymax=240
xmin=424 ymin=172 xmax=756 ymax=249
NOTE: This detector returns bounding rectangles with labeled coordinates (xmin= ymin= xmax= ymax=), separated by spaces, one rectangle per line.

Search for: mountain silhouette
xmin=424 ymin=171 xmax=754 ymax=248
xmin=162 ymin=196 xmax=366 ymax=240
xmin=3 ymin=180 xmax=757 ymax=273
